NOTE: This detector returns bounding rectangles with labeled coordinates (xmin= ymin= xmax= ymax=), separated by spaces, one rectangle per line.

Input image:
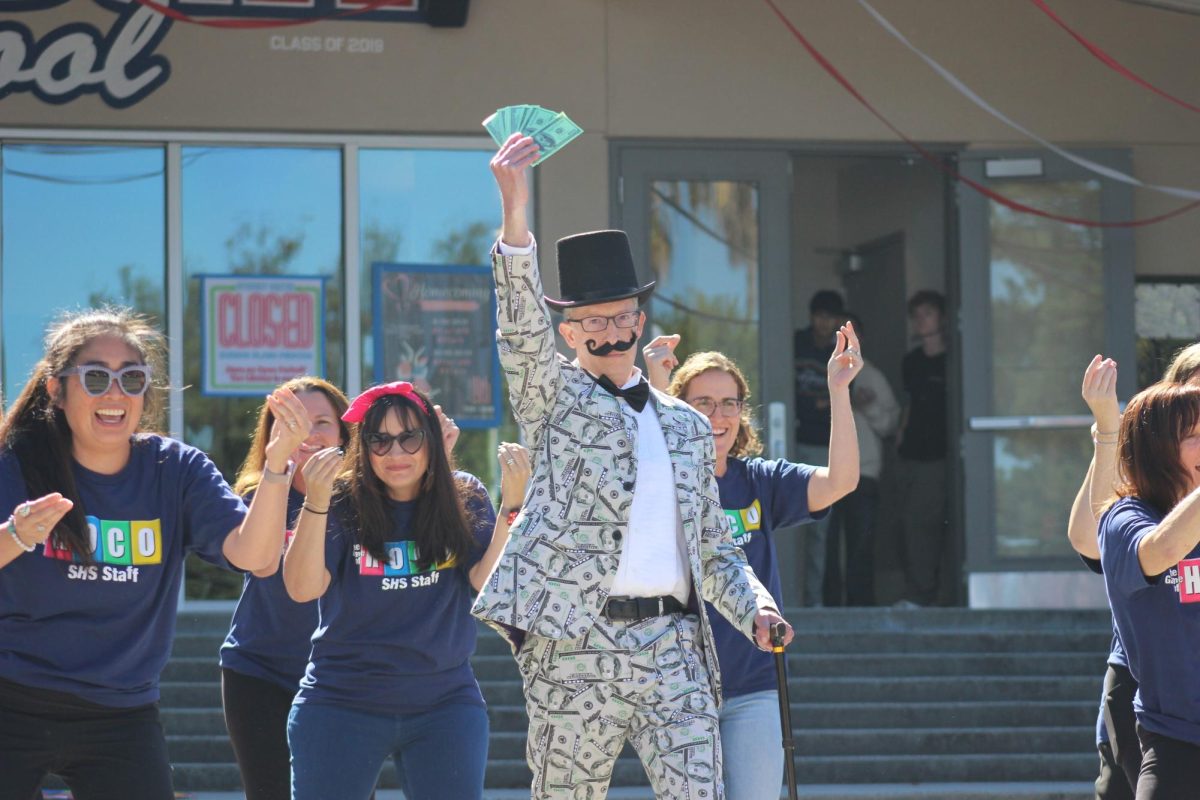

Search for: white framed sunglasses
xmin=58 ymin=365 xmax=153 ymax=397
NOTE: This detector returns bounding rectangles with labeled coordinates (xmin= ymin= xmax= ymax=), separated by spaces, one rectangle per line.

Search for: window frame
xmin=0 ymin=128 xmax=501 ymax=608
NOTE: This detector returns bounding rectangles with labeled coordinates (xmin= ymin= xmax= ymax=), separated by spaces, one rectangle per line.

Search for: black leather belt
xmin=603 ymin=595 xmax=687 ymax=621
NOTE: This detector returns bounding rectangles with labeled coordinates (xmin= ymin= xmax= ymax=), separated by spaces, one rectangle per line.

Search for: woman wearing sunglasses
xmin=0 ymin=307 xmax=296 ymax=799
xmin=282 ymin=381 xmax=517 ymax=800
xmin=643 ymin=330 xmax=860 ymax=800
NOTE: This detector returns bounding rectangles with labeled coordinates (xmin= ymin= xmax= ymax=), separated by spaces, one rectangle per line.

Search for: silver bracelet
xmin=5 ymin=516 xmax=36 ymax=553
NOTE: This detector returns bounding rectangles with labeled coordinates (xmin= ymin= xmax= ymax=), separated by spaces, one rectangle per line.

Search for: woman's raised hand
xmin=264 ymin=387 xmax=313 ymax=470
xmin=828 ymin=321 xmax=863 ymax=391
xmin=497 ymin=442 xmax=532 ymax=512
xmin=300 ymin=447 xmax=343 ymax=512
xmin=435 ymin=405 xmax=460 ymax=455
xmin=1082 ymin=355 xmax=1120 ymax=434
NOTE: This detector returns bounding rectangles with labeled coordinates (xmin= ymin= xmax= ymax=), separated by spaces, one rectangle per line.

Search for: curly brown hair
xmin=666 ymin=351 xmax=762 ymax=458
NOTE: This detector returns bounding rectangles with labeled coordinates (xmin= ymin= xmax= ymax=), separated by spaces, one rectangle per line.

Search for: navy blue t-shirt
xmin=220 ymin=489 xmax=318 ymax=690
xmin=0 ymin=435 xmax=247 ymax=707
xmin=295 ymin=473 xmax=496 ymax=715
xmin=712 ymin=457 xmax=825 ymax=699
xmin=1099 ymin=496 xmax=1200 ymax=746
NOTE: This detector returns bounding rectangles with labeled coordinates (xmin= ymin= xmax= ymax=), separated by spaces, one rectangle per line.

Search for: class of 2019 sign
xmin=0 ymin=1 xmax=423 ymax=109
xmin=372 ymin=263 xmax=501 ymax=428
xmin=199 ymin=274 xmax=326 ymax=397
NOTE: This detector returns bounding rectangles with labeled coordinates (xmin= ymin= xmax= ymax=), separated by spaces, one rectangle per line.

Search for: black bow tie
xmin=595 ymin=374 xmax=650 ymax=412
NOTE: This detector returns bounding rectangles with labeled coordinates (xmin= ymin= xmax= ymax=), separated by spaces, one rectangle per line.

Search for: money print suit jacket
xmin=471 ymin=242 xmax=778 ymax=702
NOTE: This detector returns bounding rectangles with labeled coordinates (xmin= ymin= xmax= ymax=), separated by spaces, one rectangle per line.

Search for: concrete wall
xmin=4 ymin=0 xmax=1199 ymax=260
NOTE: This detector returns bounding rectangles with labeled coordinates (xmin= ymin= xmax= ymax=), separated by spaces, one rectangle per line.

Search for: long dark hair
xmin=1112 ymin=382 xmax=1200 ymax=516
xmin=0 ymin=307 xmax=166 ymax=562
xmin=336 ymin=390 xmax=477 ymax=569
xmin=234 ymin=377 xmax=350 ymax=497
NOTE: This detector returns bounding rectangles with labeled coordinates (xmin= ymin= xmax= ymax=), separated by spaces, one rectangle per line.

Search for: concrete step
xmin=162 ymin=658 xmax=223 ymax=682
xmin=470 ymin=675 xmax=1099 ymax=708
xmin=467 ymin=651 xmax=1105 ymax=680
xmin=459 ymin=698 xmax=1101 ymax=735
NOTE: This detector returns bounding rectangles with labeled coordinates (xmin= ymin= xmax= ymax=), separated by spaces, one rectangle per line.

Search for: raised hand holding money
xmin=481 ymin=104 xmax=582 ymax=166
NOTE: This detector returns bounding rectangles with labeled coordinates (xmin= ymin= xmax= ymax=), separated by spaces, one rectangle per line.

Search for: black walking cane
xmin=771 ymin=621 xmax=799 ymax=800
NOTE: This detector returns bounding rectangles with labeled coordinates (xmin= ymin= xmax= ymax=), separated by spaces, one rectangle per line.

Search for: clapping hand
xmin=642 ymin=334 xmax=681 ymax=392
xmin=497 ymin=442 xmax=532 ymax=512
xmin=435 ymin=405 xmax=460 ymax=454
xmin=1082 ymin=355 xmax=1120 ymax=435
xmin=827 ymin=321 xmax=863 ymax=391
xmin=265 ymin=388 xmax=312 ymax=471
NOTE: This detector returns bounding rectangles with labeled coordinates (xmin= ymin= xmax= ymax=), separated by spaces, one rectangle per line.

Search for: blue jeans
xmin=719 ymin=690 xmax=784 ymax=800
xmin=287 ymin=701 xmax=488 ymax=800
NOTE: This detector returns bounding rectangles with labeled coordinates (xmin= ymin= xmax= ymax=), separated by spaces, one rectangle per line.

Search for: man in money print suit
xmin=472 ymin=134 xmax=793 ymax=799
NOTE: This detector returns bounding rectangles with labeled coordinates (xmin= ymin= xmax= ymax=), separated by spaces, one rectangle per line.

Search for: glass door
xmin=614 ymin=145 xmax=795 ymax=579
xmin=957 ymin=150 xmax=1136 ymax=603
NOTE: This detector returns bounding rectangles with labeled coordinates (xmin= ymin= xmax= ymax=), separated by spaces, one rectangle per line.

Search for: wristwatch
xmin=261 ymin=460 xmax=295 ymax=485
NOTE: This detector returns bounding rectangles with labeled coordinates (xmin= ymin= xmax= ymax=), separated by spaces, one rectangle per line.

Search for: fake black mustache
xmin=585 ymin=332 xmax=638 ymax=356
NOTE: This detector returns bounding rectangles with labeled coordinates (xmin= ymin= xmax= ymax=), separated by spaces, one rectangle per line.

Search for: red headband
xmin=341 ymin=381 xmax=429 ymax=423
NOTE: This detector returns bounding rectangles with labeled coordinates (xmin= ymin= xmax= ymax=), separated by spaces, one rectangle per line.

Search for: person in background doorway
xmin=794 ymin=289 xmax=846 ymax=607
xmin=894 ymin=290 xmax=949 ymax=608
xmin=824 ymin=311 xmax=898 ymax=607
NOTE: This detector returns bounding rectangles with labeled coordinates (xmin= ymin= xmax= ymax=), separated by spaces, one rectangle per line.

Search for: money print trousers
xmin=516 ymin=612 xmax=724 ymax=799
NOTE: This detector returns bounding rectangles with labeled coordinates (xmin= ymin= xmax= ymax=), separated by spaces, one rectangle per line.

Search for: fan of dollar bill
xmin=482 ymin=105 xmax=582 ymax=165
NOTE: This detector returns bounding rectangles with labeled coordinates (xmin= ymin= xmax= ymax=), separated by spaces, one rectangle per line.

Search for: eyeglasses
xmin=564 ymin=311 xmax=641 ymax=333
xmin=58 ymin=365 xmax=152 ymax=397
xmin=365 ymin=429 xmax=426 ymax=456
xmin=687 ymin=397 xmax=744 ymax=417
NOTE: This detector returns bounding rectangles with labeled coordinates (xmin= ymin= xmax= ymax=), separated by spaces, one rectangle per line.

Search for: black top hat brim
xmin=544 ymin=281 xmax=656 ymax=312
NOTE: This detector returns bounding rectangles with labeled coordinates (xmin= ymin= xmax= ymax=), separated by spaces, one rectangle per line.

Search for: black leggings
xmin=1135 ymin=724 xmax=1200 ymax=799
xmin=221 ymin=668 xmax=297 ymax=800
xmin=1098 ymin=663 xmax=1141 ymax=799
xmin=0 ymin=678 xmax=173 ymax=800
xmin=221 ymin=668 xmax=378 ymax=800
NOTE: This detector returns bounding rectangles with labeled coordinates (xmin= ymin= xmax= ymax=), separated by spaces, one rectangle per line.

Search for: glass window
xmin=358 ymin=149 xmax=514 ymax=488
xmin=988 ymin=181 xmax=1104 ymax=558
xmin=2 ymin=144 xmax=165 ymax=404
xmin=1135 ymin=279 xmax=1200 ymax=389
xmin=182 ymin=146 xmax=342 ymax=599
xmin=648 ymin=180 xmax=761 ymax=394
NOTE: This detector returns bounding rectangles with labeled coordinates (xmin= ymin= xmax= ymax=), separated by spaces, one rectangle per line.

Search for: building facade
xmin=3 ymin=0 xmax=1199 ymax=606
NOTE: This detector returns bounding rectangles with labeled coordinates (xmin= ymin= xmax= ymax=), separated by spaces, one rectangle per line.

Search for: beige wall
xmin=4 ymin=0 xmax=1200 ymax=266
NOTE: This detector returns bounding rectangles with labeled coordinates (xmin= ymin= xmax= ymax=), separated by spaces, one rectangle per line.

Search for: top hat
xmin=545 ymin=230 xmax=656 ymax=312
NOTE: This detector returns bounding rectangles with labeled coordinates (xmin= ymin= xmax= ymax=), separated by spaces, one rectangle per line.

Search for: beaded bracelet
xmin=1090 ymin=423 xmax=1119 ymax=446
xmin=4 ymin=516 xmax=36 ymax=553
xmin=505 ymin=508 xmax=520 ymax=526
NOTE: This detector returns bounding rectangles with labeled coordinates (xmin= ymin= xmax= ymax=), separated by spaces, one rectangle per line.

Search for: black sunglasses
xmin=58 ymin=365 xmax=152 ymax=397
xmin=364 ymin=429 xmax=426 ymax=457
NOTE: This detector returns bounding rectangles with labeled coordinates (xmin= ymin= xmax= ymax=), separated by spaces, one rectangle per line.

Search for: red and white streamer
xmin=1030 ymin=0 xmax=1200 ymax=115
xmin=855 ymin=0 xmax=1200 ymax=201
xmin=761 ymin=0 xmax=1200 ymax=228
